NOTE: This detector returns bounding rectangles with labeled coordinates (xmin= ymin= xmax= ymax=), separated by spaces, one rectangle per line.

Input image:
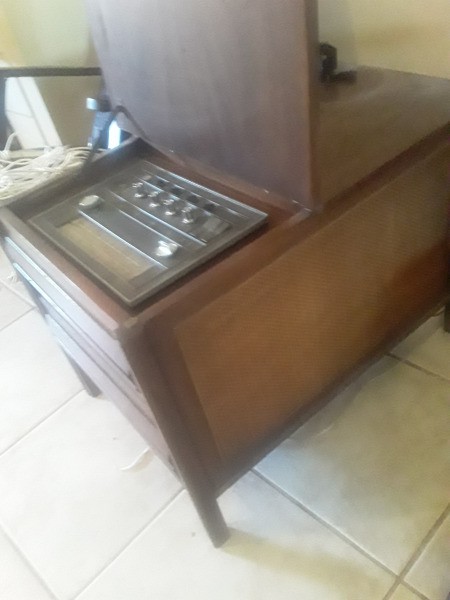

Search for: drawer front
xmin=4 ymin=237 xmax=131 ymax=375
xmin=41 ymin=294 xmax=140 ymax=405
xmin=13 ymin=259 xmax=157 ymax=424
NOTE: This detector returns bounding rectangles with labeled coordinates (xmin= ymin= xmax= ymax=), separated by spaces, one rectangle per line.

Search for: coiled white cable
xmin=0 ymin=133 xmax=94 ymax=206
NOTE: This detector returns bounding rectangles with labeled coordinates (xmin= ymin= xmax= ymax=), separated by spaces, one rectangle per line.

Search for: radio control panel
xmin=30 ymin=159 xmax=268 ymax=306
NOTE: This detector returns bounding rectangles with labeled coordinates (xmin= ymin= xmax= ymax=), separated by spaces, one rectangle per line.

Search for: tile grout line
xmin=0 ymin=303 xmax=34 ymax=334
xmin=393 ymin=503 xmax=450 ymax=590
xmin=381 ymin=582 xmax=400 ymax=600
xmin=0 ymin=388 xmax=83 ymax=459
xmin=257 ymin=469 xmax=447 ymax=600
xmin=388 ymin=352 xmax=450 ymax=385
xmin=381 ymin=579 xmax=430 ymax=600
xmin=381 ymin=580 xmax=430 ymax=600
xmin=0 ymin=276 xmax=36 ymax=307
xmin=361 ymin=503 xmax=450 ymax=600
xmin=401 ymin=582 xmax=432 ymax=600
xmin=71 ymin=488 xmax=185 ymax=600
xmin=253 ymin=469 xmax=398 ymax=580
xmin=0 ymin=522 xmax=60 ymax=600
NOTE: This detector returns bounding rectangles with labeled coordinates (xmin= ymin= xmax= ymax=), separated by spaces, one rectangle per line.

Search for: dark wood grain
xmin=175 ymin=143 xmax=450 ymax=463
xmin=120 ymin=324 xmax=230 ymax=546
xmin=319 ymin=68 xmax=450 ymax=203
xmin=85 ymin=0 xmax=319 ymax=211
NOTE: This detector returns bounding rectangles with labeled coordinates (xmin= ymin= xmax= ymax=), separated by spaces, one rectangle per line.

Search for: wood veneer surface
xmin=320 ymin=67 xmax=450 ymax=203
xmin=85 ymin=0 xmax=318 ymax=210
xmin=175 ymin=145 xmax=450 ymax=462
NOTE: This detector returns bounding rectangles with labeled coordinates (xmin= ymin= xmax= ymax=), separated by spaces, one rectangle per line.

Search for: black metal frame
xmin=0 ymin=66 xmax=101 ymax=147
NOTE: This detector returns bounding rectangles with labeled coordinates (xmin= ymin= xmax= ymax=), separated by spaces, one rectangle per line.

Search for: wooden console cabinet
xmin=1 ymin=1 xmax=449 ymax=545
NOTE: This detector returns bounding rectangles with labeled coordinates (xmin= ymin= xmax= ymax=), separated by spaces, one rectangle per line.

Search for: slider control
xmin=78 ymin=194 xmax=102 ymax=210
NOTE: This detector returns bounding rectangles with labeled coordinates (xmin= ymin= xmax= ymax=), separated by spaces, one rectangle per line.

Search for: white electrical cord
xmin=0 ymin=133 xmax=94 ymax=206
xmin=119 ymin=448 xmax=151 ymax=472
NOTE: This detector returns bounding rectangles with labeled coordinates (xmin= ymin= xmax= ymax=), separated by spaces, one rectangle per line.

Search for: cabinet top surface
xmin=319 ymin=67 xmax=450 ymax=203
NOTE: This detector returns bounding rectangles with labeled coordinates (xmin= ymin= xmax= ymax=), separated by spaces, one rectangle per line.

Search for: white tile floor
xmin=0 ymin=247 xmax=449 ymax=600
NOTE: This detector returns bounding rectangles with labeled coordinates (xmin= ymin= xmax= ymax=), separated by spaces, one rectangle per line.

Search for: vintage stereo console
xmin=1 ymin=0 xmax=450 ymax=546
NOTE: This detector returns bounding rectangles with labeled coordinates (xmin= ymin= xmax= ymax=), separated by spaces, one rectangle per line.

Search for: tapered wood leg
xmin=188 ymin=489 xmax=229 ymax=547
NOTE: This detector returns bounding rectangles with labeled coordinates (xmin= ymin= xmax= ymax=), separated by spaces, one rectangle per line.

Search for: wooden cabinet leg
xmin=121 ymin=335 xmax=230 ymax=547
xmin=188 ymin=488 xmax=229 ymax=547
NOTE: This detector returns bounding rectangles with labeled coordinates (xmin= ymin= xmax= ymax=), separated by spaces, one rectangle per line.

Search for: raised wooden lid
xmin=85 ymin=0 xmax=319 ymax=211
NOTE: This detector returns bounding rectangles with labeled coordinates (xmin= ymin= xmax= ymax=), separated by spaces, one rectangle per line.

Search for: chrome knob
xmin=132 ymin=181 xmax=148 ymax=199
xmin=159 ymin=193 xmax=179 ymax=216
xmin=158 ymin=192 xmax=172 ymax=205
xmin=181 ymin=205 xmax=196 ymax=224
xmin=155 ymin=240 xmax=178 ymax=257
xmin=165 ymin=205 xmax=179 ymax=216
xmin=148 ymin=191 xmax=160 ymax=207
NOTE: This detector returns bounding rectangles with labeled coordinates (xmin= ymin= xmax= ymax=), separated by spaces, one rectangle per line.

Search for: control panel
xmin=29 ymin=159 xmax=268 ymax=306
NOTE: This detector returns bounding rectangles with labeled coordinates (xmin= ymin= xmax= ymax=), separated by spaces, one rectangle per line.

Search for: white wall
xmin=0 ymin=5 xmax=23 ymax=65
xmin=0 ymin=0 xmax=93 ymax=67
xmin=319 ymin=0 xmax=450 ymax=79
xmin=0 ymin=0 xmax=100 ymax=145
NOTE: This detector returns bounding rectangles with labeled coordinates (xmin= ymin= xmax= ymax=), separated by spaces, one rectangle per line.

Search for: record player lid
xmin=84 ymin=0 xmax=319 ymax=212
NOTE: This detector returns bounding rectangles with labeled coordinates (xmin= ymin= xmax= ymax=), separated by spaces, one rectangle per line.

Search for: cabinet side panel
xmin=176 ymin=146 xmax=450 ymax=462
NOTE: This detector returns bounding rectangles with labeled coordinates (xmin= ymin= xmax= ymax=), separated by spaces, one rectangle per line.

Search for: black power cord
xmin=81 ymin=103 xmax=150 ymax=174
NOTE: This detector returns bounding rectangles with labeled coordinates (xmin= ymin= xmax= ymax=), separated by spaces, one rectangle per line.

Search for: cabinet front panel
xmin=176 ymin=146 xmax=450 ymax=462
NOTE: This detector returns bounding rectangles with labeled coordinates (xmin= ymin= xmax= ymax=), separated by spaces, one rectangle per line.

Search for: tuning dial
xmin=132 ymin=181 xmax=148 ymax=199
xmin=181 ymin=205 xmax=196 ymax=224
xmin=155 ymin=240 xmax=178 ymax=257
